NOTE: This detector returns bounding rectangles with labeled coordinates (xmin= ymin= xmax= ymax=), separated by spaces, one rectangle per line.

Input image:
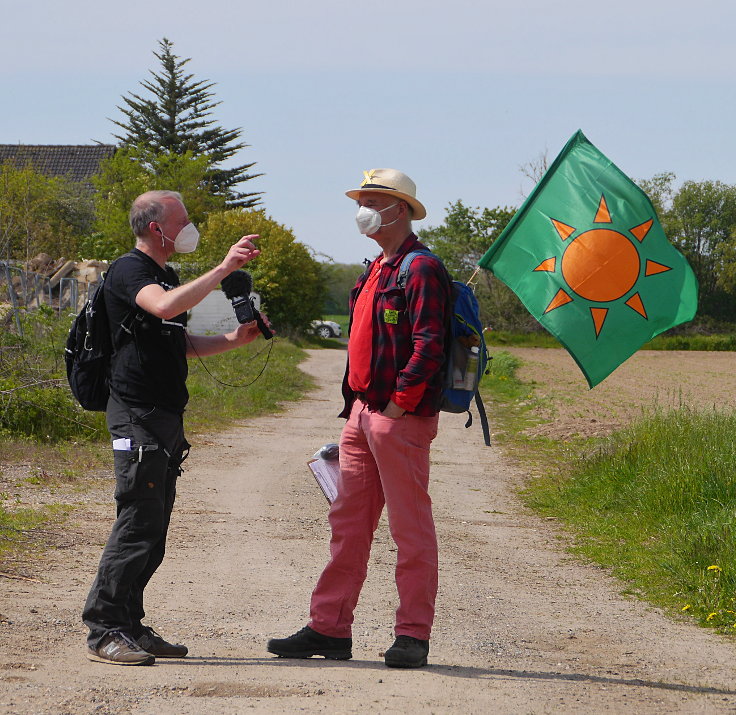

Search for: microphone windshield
xmin=221 ymin=270 xmax=253 ymax=299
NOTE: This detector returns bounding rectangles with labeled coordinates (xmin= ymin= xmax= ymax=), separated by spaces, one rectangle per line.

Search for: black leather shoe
xmin=135 ymin=626 xmax=188 ymax=658
xmin=384 ymin=635 xmax=429 ymax=668
xmin=267 ymin=626 xmax=352 ymax=660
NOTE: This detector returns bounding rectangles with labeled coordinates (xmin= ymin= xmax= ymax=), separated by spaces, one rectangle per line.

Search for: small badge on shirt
xmin=383 ymin=309 xmax=399 ymax=324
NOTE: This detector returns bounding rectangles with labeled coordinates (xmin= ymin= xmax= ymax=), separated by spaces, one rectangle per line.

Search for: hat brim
xmin=345 ymin=188 xmax=426 ymax=221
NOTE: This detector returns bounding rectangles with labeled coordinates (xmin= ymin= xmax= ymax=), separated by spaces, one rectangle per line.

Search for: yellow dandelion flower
xmin=707 ymin=565 xmax=722 ymax=572
xmin=682 ymin=604 xmax=691 ymax=612
xmin=706 ymin=612 xmax=717 ymax=621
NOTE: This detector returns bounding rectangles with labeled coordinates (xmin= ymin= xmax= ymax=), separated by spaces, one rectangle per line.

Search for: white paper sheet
xmin=307 ymin=458 xmax=340 ymax=504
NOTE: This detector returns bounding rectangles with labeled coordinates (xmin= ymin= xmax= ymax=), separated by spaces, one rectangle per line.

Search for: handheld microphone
xmin=220 ymin=270 xmax=273 ymax=340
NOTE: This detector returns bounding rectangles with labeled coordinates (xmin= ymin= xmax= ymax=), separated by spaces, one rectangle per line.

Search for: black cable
xmin=185 ymin=332 xmax=275 ymax=388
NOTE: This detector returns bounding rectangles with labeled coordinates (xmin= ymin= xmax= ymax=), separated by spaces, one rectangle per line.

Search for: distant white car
xmin=311 ymin=320 xmax=342 ymax=338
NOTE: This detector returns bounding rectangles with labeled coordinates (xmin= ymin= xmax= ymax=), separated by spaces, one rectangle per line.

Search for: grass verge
xmin=482 ymin=349 xmax=736 ymax=634
xmin=487 ymin=330 xmax=736 ymax=351
xmin=0 ymin=502 xmax=73 ymax=563
xmin=185 ymin=337 xmax=315 ymax=434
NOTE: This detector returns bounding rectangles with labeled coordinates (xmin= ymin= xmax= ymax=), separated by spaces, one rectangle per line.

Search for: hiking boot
xmin=384 ymin=635 xmax=429 ymax=668
xmin=135 ymin=625 xmax=188 ymax=658
xmin=267 ymin=626 xmax=352 ymax=660
xmin=86 ymin=630 xmax=155 ymax=666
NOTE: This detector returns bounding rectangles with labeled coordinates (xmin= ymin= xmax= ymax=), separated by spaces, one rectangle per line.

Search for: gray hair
xmin=129 ymin=190 xmax=183 ymax=237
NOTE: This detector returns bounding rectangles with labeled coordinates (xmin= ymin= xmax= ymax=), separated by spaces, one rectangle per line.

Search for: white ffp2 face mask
xmin=162 ymin=222 xmax=200 ymax=253
xmin=355 ymin=202 xmax=399 ymax=235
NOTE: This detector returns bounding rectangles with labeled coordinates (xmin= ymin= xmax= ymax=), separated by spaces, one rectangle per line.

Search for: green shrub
xmin=0 ymin=308 xmax=106 ymax=442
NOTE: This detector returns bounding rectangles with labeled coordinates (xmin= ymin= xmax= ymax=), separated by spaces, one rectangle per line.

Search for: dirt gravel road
xmin=2 ymin=348 xmax=736 ymax=714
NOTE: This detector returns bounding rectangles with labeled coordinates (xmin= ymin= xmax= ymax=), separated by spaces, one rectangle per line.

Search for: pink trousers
xmin=308 ymin=398 xmax=439 ymax=641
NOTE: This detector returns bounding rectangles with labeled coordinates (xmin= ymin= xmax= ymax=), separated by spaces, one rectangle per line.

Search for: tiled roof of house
xmin=0 ymin=144 xmax=116 ymax=184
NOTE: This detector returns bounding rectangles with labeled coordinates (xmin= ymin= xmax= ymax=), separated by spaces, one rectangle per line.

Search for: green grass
xmin=0 ymin=501 xmax=71 ymax=561
xmin=185 ymin=337 xmax=315 ymax=434
xmin=481 ymin=350 xmax=565 ymax=470
xmin=487 ymin=329 xmax=736 ymax=351
xmin=481 ymin=351 xmax=540 ymax=439
xmin=525 ymin=409 xmax=736 ymax=631
xmin=482 ymin=349 xmax=736 ymax=634
xmin=487 ymin=331 xmax=560 ymax=348
xmin=643 ymin=333 xmax=736 ymax=351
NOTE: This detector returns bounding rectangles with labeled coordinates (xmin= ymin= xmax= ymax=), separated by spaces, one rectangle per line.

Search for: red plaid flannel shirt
xmin=339 ymin=234 xmax=451 ymax=418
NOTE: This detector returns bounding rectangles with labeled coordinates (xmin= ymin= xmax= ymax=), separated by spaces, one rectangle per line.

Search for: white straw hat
xmin=345 ymin=168 xmax=426 ymax=220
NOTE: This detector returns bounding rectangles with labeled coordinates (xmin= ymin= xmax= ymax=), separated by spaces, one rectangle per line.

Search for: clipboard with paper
xmin=308 ymin=443 xmax=340 ymax=504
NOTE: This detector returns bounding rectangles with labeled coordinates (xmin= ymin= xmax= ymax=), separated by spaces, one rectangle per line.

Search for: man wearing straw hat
xmin=268 ymin=169 xmax=451 ymax=668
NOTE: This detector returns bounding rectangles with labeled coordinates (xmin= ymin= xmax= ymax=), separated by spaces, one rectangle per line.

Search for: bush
xmin=0 ymin=309 xmax=105 ymax=442
xmin=193 ymin=209 xmax=325 ymax=333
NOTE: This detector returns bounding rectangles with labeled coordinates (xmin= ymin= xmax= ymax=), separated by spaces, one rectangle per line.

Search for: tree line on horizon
xmin=1 ymin=39 xmax=733 ymax=333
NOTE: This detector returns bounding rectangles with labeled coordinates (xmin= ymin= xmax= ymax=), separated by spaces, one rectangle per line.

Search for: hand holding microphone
xmin=220 ymin=270 xmax=273 ymax=340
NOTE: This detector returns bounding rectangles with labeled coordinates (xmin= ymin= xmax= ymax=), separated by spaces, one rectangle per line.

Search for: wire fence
xmin=0 ymin=260 xmax=97 ymax=336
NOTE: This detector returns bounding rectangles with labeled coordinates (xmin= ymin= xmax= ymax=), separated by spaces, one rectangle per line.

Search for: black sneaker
xmin=135 ymin=625 xmax=188 ymax=658
xmin=86 ymin=630 xmax=155 ymax=666
xmin=267 ymin=626 xmax=352 ymax=660
xmin=384 ymin=635 xmax=429 ymax=668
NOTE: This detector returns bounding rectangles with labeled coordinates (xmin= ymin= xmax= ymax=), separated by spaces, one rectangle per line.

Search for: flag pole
xmin=466 ymin=266 xmax=481 ymax=289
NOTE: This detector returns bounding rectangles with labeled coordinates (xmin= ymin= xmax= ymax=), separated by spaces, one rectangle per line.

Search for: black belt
xmin=353 ymin=391 xmax=367 ymax=402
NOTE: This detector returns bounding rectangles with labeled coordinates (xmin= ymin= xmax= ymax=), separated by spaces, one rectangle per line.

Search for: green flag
xmin=478 ymin=130 xmax=698 ymax=388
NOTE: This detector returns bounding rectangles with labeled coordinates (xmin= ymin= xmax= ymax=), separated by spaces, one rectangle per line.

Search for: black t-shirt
xmin=105 ymin=248 xmax=189 ymax=413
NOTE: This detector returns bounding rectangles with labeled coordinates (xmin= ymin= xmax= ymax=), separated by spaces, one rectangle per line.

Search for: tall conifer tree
xmin=111 ymin=38 xmax=262 ymax=207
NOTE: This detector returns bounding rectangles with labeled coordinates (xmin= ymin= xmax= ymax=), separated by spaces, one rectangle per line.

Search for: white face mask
xmin=355 ymin=202 xmax=399 ymax=235
xmin=161 ymin=222 xmax=200 ymax=253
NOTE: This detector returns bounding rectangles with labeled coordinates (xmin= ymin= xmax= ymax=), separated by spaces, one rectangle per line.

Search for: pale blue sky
xmin=2 ymin=0 xmax=734 ymax=263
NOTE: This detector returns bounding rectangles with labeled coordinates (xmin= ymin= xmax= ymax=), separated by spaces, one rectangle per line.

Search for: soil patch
xmin=506 ymin=348 xmax=736 ymax=440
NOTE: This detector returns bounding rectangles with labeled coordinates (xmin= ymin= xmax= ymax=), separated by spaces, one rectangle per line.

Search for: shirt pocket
xmin=377 ymin=287 xmax=407 ymax=327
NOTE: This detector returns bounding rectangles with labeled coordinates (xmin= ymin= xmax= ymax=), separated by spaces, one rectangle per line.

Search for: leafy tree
xmin=637 ymin=174 xmax=736 ymax=323
xmin=419 ymin=200 xmax=515 ymax=277
xmin=669 ymin=181 xmax=736 ymax=284
xmin=86 ymin=146 xmax=225 ymax=260
xmin=197 ymin=209 xmax=325 ymax=333
xmin=637 ymin=171 xmax=677 ymax=220
xmin=111 ymin=38 xmax=261 ymax=208
xmin=418 ymin=200 xmax=534 ymax=330
xmin=669 ymin=180 xmax=736 ymax=319
xmin=320 ymin=262 xmax=365 ymax=315
xmin=0 ymin=161 xmax=91 ymax=261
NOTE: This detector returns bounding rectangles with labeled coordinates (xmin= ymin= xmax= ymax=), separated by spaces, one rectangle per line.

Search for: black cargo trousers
xmin=83 ymin=394 xmax=190 ymax=649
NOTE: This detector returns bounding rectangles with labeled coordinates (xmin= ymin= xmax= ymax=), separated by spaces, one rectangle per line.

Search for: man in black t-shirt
xmin=83 ymin=190 xmax=267 ymax=666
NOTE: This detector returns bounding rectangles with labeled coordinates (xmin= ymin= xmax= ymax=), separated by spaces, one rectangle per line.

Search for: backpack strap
xmin=397 ymin=249 xmax=435 ymax=290
xmin=474 ymin=391 xmax=491 ymax=447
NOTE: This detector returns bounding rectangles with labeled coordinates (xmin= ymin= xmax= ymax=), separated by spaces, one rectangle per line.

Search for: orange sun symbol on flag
xmin=534 ymin=194 xmax=673 ymax=337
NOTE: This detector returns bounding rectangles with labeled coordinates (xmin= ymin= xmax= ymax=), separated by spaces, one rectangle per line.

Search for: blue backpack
xmin=398 ymin=250 xmax=491 ymax=446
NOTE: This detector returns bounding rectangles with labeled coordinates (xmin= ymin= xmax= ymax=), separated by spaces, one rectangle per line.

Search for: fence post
xmin=2 ymin=262 xmax=23 ymax=336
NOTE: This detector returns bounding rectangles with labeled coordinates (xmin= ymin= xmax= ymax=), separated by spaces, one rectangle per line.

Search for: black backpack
xmin=64 ymin=256 xmax=142 ymax=412
xmin=64 ymin=273 xmax=114 ymax=412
